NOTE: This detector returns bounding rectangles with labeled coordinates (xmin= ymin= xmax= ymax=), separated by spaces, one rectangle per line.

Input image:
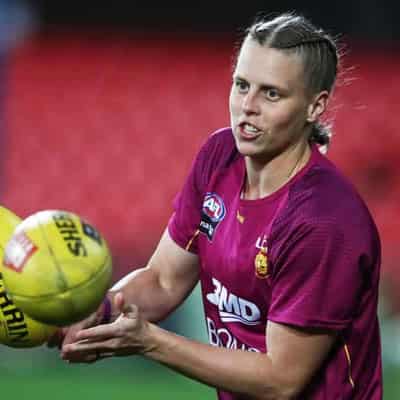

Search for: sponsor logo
xmin=199 ymin=193 xmax=226 ymax=241
xmin=207 ymin=317 xmax=260 ymax=352
xmin=206 ymin=277 xmax=261 ymax=326
xmin=255 ymin=234 xmax=268 ymax=250
xmin=81 ymin=221 xmax=102 ymax=246
xmin=0 ymin=273 xmax=29 ymax=344
xmin=4 ymin=232 xmax=37 ymax=272
xmin=53 ymin=212 xmax=88 ymax=257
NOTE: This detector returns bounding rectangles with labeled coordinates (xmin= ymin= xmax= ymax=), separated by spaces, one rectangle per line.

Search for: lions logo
xmin=199 ymin=193 xmax=226 ymax=241
xmin=255 ymin=247 xmax=269 ymax=279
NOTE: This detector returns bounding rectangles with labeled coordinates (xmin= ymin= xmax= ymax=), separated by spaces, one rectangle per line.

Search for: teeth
xmin=243 ymin=123 xmax=260 ymax=133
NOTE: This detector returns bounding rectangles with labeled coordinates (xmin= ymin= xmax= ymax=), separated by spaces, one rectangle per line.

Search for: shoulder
xmin=197 ymin=127 xmax=237 ymax=165
xmin=293 ymin=149 xmax=373 ymax=223
xmin=192 ymin=127 xmax=238 ymax=188
xmin=273 ymin=148 xmax=379 ymax=250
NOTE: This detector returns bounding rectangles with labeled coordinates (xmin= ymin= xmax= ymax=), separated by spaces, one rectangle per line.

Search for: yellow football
xmin=0 ymin=206 xmax=56 ymax=347
xmin=2 ymin=210 xmax=112 ymax=326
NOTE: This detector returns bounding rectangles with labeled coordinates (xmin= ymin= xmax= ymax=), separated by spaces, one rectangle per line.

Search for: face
xmin=229 ymin=37 xmax=325 ymax=161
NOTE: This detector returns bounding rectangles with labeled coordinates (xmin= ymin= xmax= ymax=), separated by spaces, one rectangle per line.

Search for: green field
xmin=0 ymin=350 xmax=215 ymax=400
xmin=383 ymin=365 xmax=400 ymax=399
xmin=0 ymin=349 xmax=398 ymax=400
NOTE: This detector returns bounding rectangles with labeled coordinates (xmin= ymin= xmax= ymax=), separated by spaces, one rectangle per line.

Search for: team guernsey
xmin=168 ymin=127 xmax=382 ymax=399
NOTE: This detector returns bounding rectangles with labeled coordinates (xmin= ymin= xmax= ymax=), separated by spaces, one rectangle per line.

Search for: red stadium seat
xmin=3 ymin=33 xmax=399 ymax=282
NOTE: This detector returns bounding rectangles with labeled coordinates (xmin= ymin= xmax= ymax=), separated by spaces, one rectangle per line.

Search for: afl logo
xmin=199 ymin=193 xmax=226 ymax=241
xmin=203 ymin=193 xmax=226 ymax=222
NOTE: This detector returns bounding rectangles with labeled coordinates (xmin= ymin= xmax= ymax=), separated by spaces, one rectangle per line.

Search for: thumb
xmin=114 ymin=291 xmax=125 ymax=313
xmin=114 ymin=292 xmax=138 ymax=318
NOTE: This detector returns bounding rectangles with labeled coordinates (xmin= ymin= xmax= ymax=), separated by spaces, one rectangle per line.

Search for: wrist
xmin=142 ymin=322 xmax=162 ymax=356
xmin=97 ymin=295 xmax=112 ymax=325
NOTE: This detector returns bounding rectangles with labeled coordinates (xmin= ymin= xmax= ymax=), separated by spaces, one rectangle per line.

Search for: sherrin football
xmin=0 ymin=206 xmax=56 ymax=347
xmin=2 ymin=210 xmax=112 ymax=326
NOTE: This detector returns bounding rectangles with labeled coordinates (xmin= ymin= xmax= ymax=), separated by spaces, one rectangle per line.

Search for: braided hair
xmin=246 ymin=13 xmax=340 ymax=150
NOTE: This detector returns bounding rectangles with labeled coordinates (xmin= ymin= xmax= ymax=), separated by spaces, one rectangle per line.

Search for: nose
xmin=242 ymin=91 xmax=260 ymax=115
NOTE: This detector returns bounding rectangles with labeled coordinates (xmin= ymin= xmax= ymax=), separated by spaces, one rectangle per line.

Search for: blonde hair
xmin=246 ymin=13 xmax=341 ymax=150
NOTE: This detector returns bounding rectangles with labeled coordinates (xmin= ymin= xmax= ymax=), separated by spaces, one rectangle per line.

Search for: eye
xmin=264 ymin=88 xmax=280 ymax=101
xmin=234 ymin=79 xmax=249 ymax=94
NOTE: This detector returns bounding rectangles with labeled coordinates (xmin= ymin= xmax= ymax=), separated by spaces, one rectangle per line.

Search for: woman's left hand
xmin=61 ymin=292 xmax=155 ymax=363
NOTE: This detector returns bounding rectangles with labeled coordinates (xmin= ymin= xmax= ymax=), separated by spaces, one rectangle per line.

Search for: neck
xmin=243 ymin=141 xmax=311 ymax=200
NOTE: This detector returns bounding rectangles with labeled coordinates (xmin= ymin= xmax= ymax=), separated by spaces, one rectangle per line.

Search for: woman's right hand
xmin=47 ymin=297 xmax=112 ymax=358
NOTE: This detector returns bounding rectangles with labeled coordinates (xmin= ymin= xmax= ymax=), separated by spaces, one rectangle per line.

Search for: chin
xmin=235 ymin=139 xmax=280 ymax=163
xmin=235 ymin=141 xmax=262 ymax=157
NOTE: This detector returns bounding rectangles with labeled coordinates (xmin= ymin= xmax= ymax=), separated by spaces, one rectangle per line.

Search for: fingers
xmin=75 ymin=323 xmax=118 ymax=342
xmin=114 ymin=292 xmax=138 ymax=317
xmin=66 ymin=351 xmax=98 ymax=364
xmin=64 ymin=349 xmax=115 ymax=364
xmin=47 ymin=328 xmax=66 ymax=349
xmin=62 ymin=337 xmax=117 ymax=362
xmin=64 ymin=340 xmax=107 ymax=354
xmin=63 ymin=349 xmax=105 ymax=364
xmin=52 ymin=293 xmax=132 ymax=351
xmin=60 ymin=299 xmax=143 ymax=363
xmin=114 ymin=291 xmax=125 ymax=313
xmin=62 ymin=301 xmax=139 ymax=354
xmin=61 ymin=312 xmax=99 ymax=348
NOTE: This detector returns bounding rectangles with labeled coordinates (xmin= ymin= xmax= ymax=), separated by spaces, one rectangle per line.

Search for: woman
xmin=60 ymin=13 xmax=382 ymax=399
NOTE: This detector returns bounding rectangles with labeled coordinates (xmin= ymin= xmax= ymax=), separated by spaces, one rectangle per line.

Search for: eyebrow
xmin=233 ymin=75 xmax=289 ymax=93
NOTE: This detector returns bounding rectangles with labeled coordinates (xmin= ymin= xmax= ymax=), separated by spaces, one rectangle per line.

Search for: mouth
xmin=238 ymin=122 xmax=263 ymax=140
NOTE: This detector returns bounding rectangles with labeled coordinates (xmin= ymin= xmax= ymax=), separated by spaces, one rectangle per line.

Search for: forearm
xmin=106 ymin=267 xmax=179 ymax=323
xmin=101 ymin=230 xmax=199 ymax=324
xmin=145 ymin=324 xmax=296 ymax=400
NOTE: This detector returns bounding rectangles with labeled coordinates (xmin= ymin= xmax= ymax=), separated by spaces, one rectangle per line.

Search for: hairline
xmin=242 ymin=34 xmax=321 ymax=98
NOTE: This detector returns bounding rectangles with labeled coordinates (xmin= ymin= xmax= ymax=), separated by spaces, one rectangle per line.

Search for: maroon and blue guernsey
xmin=168 ymin=127 xmax=382 ymax=399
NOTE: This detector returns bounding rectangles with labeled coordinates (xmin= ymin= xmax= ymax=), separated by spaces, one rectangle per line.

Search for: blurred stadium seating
xmin=3 ymin=32 xmax=233 ymax=278
xmin=0 ymin=13 xmax=399 ymax=396
xmin=3 ymin=32 xmax=399 ymax=285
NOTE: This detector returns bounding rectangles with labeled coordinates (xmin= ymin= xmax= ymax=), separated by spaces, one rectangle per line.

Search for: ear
xmin=306 ymin=91 xmax=329 ymax=123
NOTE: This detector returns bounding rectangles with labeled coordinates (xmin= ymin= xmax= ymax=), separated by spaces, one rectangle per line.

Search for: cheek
xmin=264 ymin=103 xmax=306 ymax=131
xmin=229 ymin=90 xmax=240 ymax=118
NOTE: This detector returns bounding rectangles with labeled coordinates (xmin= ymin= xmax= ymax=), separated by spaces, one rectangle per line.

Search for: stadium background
xmin=0 ymin=1 xmax=399 ymax=398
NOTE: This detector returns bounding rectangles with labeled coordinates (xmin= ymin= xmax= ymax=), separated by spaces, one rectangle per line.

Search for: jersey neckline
xmin=237 ymin=144 xmax=320 ymax=207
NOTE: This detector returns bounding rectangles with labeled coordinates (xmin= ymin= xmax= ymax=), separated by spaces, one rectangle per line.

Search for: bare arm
xmin=63 ymin=300 xmax=336 ymax=399
xmin=142 ymin=320 xmax=335 ymax=399
xmin=107 ymin=228 xmax=199 ymax=322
